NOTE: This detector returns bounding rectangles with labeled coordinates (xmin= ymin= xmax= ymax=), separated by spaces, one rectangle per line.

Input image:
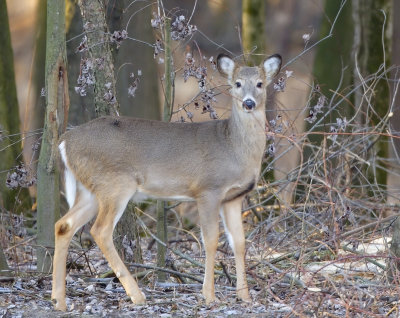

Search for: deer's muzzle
xmin=243 ymin=99 xmax=256 ymax=111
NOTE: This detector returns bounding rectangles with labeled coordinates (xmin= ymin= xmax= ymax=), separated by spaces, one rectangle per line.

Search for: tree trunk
xmin=313 ymin=1 xmax=353 ymax=101
xmin=36 ymin=0 xmax=69 ymax=273
xmin=351 ymin=0 xmax=391 ymax=190
xmin=305 ymin=0 xmax=354 ymax=196
xmin=78 ymin=0 xmax=119 ymax=116
xmin=0 ymin=0 xmax=31 ymax=211
xmin=78 ymin=0 xmax=142 ymax=266
xmin=242 ymin=0 xmax=265 ymax=66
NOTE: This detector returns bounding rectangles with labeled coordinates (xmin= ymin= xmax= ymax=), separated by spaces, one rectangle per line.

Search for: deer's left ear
xmin=262 ymin=54 xmax=282 ymax=84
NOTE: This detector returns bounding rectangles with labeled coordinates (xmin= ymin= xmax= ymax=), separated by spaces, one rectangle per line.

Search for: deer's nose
xmin=243 ymin=99 xmax=256 ymax=110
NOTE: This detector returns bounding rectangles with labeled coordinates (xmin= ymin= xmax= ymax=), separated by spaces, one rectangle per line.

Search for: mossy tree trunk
xmin=365 ymin=0 xmax=391 ymax=189
xmin=242 ymin=0 xmax=265 ymax=66
xmin=305 ymin=1 xmax=353 ymax=201
xmin=0 ymin=0 xmax=31 ymax=211
xmin=313 ymin=1 xmax=354 ymax=101
xmin=36 ymin=0 xmax=70 ymax=273
xmin=352 ymin=0 xmax=391 ymax=190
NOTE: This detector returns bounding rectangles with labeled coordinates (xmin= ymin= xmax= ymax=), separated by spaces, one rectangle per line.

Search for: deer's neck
xmin=227 ymin=106 xmax=267 ymax=162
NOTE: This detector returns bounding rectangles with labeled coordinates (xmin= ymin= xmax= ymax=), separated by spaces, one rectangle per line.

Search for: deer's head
xmin=217 ymin=54 xmax=281 ymax=113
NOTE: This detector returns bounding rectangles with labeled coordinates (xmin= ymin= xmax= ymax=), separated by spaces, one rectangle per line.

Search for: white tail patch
xmin=59 ymin=141 xmax=77 ymax=208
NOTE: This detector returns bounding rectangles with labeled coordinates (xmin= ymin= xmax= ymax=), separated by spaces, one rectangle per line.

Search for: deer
xmin=51 ymin=53 xmax=282 ymax=311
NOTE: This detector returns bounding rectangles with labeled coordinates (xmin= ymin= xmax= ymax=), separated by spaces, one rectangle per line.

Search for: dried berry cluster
xmin=183 ymin=53 xmax=207 ymax=89
xmin=266 ymin=115 xmax=284 ymax=157
xmin=110 ymin=30 xmax=128 ymax=49
xmin=170 ymin=15 xmax=197 ymax=41
xmin=151 ymin=13 xmax=197 ymax=41
xmin=200 ymin=89 xmax=218 ymax=120
xmin=305 ymin=95 xmax=326 ymax=124
xmin=75 ymin=58 xmax=95 ymax=97
xmin=6 ymin=163 xmax=36 ymax=189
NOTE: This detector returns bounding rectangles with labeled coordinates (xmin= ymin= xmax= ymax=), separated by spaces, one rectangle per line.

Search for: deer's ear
xmin=262 ymin=54 xmax=282 ymax=84
xmin=217 ymin=54 xmax=235 ymax=79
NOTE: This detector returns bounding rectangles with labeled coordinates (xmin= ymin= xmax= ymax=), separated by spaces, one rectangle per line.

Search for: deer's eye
xmin=235 ymin=82 xmax=241 ymax=88
xmin=257 ymin=82 xmax=263 ymax=88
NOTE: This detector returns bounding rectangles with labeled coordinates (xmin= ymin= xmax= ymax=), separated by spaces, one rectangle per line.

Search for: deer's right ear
xmin=217 ymin=54 xmax=235 ymax=79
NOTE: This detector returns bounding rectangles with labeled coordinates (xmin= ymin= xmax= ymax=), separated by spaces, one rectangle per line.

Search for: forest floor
xmin=1 ymin=207 xmax=400 ymax=317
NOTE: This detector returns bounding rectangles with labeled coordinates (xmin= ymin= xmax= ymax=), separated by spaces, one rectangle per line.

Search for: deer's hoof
xmin=131 ymin=291 xmax=146 ymax=305
xmin=52 ymin=298 xmax=67 ymax=311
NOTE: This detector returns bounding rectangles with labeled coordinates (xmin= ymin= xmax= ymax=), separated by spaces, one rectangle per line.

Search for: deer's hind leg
xmin=90 ymin=184 xmax=145 ymax=305
xmin=52 ymin=184 xmax=98 ymax=311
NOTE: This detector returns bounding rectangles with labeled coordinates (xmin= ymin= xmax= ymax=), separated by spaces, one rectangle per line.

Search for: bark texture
xmin=36 ymin=0 xmax=69 ymax=273
xmin=78 ymin=0 xmax=119 ymax=116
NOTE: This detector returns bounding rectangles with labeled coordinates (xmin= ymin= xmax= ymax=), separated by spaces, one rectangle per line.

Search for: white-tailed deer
xmin=51 ymin=53 xmax=281 ymax=310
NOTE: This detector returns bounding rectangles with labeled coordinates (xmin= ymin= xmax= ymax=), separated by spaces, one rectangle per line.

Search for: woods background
xmin=1 ymin=0 xmax=400 ymax=316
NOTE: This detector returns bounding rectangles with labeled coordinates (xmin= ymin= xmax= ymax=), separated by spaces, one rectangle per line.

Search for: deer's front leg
xmin=197 ymin=197 xmax=221 ymax=304
xmin=222 ymin=197 xmax=250 ymax=302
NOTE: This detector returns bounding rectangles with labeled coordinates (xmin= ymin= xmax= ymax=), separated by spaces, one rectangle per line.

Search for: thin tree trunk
xmin=156 ymin=16 xmax=174 ymax=282
xmin=0 ymin=0 xmax=31 ymax=211
xmin=36 ymin=0 xmax=69 ymax=273
xmin=242 ymin=0 xmax=265 ymax=66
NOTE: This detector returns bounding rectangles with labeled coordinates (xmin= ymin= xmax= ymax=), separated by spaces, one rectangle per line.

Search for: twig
xmin=263 ymin=261 xmax=306 ymax=288
xmin=219 ymin=261 xmax=233 ymax=286
xmin=129 ymin=263 xmax=203 ymax=283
